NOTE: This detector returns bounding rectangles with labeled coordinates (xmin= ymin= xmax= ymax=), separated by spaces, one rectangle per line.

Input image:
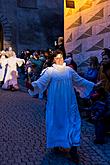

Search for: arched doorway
xmin=0 ymin=23 xmax=3 ymax=51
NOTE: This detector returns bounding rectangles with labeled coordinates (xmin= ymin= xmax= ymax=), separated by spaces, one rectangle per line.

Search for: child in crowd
xmin=88 ymin=87 xmax=110 ymax=144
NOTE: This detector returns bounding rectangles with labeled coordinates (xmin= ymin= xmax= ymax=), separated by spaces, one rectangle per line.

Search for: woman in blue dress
xmin=26 ymin=50 xmax=102 ymax=163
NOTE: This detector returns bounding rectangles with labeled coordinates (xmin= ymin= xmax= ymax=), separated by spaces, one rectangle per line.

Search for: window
xmin=66 ymin=0 xmax=75 ymax=8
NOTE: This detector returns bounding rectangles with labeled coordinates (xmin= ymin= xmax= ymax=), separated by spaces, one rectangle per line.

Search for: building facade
xmin=64 ymin=0 xmax=110 ymax=67
xmin=0 ymin=0 xmax=63 ymax=54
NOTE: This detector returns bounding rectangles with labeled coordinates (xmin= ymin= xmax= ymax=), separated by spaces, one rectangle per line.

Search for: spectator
xmin=65 ymin=53 xmax=77 ymax=71
xmin=55 ymin=37 xmax=66 ymax=59
xmin=42 ymin=50 xmax=54 ymax=70
xmin=98 ymin=48 xmax=110 ymax=92
xmin=86 ymin=87 xmax=110 ymax=144
xmin=29 ymin=51 xmax=44 ymax=81
xmin=84 ymin=56 xmax=99 ymax=83
xmin=90 ymin=87 xmax=106 ymax=144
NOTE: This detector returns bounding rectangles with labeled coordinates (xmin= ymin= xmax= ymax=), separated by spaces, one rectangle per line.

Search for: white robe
xmin=0 ymin=56 xmax=8 ymax=82
xmin=29 ymin=63 xmax=94 ymax=148
xmin=2 ymin=56 xmax=25 ymax=89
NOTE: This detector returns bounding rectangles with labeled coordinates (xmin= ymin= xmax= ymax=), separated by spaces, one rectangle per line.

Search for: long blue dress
xmin=29 ymin=63 xmax=94 ymax=148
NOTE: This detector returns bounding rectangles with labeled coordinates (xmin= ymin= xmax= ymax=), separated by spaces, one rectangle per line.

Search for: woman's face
xmin=54 ymin=54 xmax=64 ymax=65
xmin=102 ymin=55 xmax=109 ymax=63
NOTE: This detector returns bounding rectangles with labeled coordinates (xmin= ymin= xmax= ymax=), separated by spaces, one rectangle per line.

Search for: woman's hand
xmin=25 ymin=81 xmax=34 ymax=91
xmin=94 ymin=79 xmax=105 ymax=89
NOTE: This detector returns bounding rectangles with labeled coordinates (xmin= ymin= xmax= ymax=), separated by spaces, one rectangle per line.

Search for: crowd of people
xmin=0 ymin=38 xmax=110 ymax=163
xmin=79 ymin=48 xmax=110 ymax=145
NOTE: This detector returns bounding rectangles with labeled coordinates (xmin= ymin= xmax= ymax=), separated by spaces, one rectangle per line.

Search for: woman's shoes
xmin=10 ymin=85 xmax=19 ymax=91
xmin=53 ymin=147 xmax=61 ymax=153
xmin=69 ymin=146 xmax=80 ymax=164
xmin=52 ymin=146 xmax=80 ymax=163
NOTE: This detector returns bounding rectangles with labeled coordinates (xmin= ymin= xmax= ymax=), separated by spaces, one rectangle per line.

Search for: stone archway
xmin=0 ymin=23 xmax=3 ymax=50
xmin=0 ymin=14 xmax=12 ymax=50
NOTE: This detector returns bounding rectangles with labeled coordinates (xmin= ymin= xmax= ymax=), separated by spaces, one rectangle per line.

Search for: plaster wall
xmin=64 ymin=0 xmax=110 ymax=67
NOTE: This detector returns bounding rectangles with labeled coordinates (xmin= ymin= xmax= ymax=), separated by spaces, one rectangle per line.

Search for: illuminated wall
xmin=64 ymin=0 xmax=110 ymax=66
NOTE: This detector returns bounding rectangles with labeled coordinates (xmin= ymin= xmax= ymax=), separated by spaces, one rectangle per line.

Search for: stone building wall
xmin=64 ymin=0 xmax=110 ymax=67
xmin=0 ymin=0 xmax=63 ymax=54
xmin=0 ymin=0 xmax=17 ymax=51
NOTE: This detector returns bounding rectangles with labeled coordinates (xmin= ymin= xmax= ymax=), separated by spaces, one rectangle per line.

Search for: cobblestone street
xmin=0 ymin=88 xmax=110 ymax=165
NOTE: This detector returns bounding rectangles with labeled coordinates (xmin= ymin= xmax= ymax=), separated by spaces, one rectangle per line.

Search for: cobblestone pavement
xmin=0 ymin=88 xmax=110 ymax=165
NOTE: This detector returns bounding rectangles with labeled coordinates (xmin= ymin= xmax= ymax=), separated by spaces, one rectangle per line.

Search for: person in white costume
xmin=0 ymin=50 xmax=7 ymax=84
xmin=5 ymin=46 xmax=16 ymax=58
xmin=26 ymin=50 xmax=102 ymax=163
xmin=2 ymin=48 xmax=25 ymax=90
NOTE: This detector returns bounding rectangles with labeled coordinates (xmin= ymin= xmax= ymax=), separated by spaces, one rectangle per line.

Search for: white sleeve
xmin=72 ymin=70 xmax=95 ymax=98
xmin=16 ymin=58 xmax=25 ymax=67
xmin=28 ymin=68 xmax=51 ymax=96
